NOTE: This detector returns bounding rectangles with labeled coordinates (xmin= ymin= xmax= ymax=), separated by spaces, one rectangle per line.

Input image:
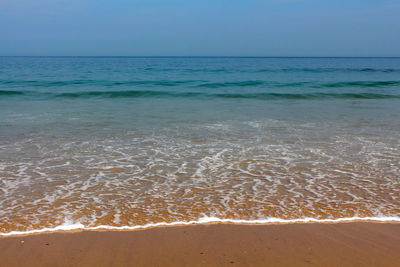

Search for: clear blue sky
xmin=1 ymin=0 xmax=399 ymax=56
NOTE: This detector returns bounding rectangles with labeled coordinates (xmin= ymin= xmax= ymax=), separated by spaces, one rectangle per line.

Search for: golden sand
xmin=1 ymin=222 xmax=399 ymax=266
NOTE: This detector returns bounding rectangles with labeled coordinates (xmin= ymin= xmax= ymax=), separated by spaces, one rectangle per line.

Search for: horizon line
xmin=1 ymin=56 xmax=400 ymax=58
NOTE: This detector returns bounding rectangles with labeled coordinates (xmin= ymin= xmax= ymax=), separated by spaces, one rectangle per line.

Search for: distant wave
xmin=110 ymin=67 xmax=400 ymax=74
xmin=0 ymin=90 xmax=24 ymax=95
xmin=1 ymin=79 xmax=400 ymax=89
xmin=2 ymin=90 xmax=400 ymax=100
xmin=196 ymin=81 xmax=266 ymax=88
xmin=196 ymin=80 xmax=400 ymax=88
xmin=256 ymin=68 xmax=400 ymax=73
xmin=0 ymin=79 xmax=200 ymax=87
xmin=318 ymin=81 xmax=400 ymax=88
xmin=117 ymin=67 xmax=400 ymax=74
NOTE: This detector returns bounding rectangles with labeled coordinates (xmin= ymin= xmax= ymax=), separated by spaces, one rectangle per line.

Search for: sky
xmin=0 ymin=0 xmax=399 ymax=56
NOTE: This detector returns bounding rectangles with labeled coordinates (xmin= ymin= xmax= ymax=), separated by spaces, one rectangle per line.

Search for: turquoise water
xmin=0 ymin=57 xmax=399 ymax=233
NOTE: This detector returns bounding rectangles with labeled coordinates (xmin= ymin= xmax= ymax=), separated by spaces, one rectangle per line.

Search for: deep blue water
xmin=1 ymin=57 xmax=400 ymax=135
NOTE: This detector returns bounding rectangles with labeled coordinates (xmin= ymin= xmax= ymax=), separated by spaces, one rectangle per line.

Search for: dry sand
xmin=1 ymin=222 xmax=399 ymax=266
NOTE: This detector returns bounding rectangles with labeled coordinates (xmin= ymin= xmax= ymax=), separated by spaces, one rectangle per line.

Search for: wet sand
xmin=1 ymin=223 xmax=399 ymax=267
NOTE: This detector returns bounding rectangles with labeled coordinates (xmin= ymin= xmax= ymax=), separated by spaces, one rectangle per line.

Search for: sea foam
xmin=1 ymin=216 xmax=400 ymax=237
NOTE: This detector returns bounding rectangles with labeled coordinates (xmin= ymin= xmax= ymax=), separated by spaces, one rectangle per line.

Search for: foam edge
xmin=1 ymin=216 xmax=400 ymax=237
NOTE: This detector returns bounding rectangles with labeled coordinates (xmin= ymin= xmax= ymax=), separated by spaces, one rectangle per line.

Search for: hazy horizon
xmin=1 ymin=56 xmax=400 ymax=58
xmin=1 ymin=0 xmax=400 ymax=57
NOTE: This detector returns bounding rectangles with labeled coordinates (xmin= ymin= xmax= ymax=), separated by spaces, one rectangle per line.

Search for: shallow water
xmin=0 ymin=57 xmax=399 ymax=234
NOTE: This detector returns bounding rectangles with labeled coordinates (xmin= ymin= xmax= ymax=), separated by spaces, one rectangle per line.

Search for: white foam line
xmin=1 ymin=216 xmax=400 ymax=237
xmin=0 ymin=223 xmax=86 ymax=237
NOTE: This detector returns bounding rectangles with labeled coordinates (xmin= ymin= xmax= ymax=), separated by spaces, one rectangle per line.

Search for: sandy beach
xmin=1 ymin=222 xmax=399 ymax=266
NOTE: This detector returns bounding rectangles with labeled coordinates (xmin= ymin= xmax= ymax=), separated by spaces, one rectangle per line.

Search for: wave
xmin=141 ymin=67 xmax=232 ymax=73
xmin=110 ymin=67 xmax=400 ymax=74
xmin=0 ymin=90 xmax=24 ymax=95
xmin=318 ymin=81 xmax=400 ymax=88
xmin=1 ymin=216 xmax=399 ymax=237
xmin=2 ymin=90 xmax=400 ymax=100
xmin=211 ymin=92 xmax=400 ymax=99
xmin=0 ymin=79 xmax=200 ymax=87
xmin=87 ymin=67 xmax=400 ymax=74
xmin=256 ymin=68 xmax=400 ymax=73
xmin=196 ymin=80 xmax=400 ymax=88
xmin=2 ymin=79 xmax=400 ymax=89
xmin=196 ymin=81 xmax=266 ymax=88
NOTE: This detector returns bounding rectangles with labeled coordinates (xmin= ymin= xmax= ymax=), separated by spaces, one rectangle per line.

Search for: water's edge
xmin=2 ymin=216 xmax=400 ymax=237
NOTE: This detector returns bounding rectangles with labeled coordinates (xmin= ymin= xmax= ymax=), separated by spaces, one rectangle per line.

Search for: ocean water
xmin=0 ymin=57 xmax=400 ymax=234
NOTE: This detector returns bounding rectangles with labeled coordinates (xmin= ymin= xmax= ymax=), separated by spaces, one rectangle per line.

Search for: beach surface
xmin=1 ymin=222 xmax=399 ymax=267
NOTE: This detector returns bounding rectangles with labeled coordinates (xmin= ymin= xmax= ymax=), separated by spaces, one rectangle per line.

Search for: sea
xmin=0 ymin=57 xmax=399 ymax=235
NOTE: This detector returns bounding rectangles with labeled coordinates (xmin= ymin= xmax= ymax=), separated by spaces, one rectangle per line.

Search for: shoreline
xmin=1 ymin=222 xmax=400 ymax=266
xmin=1 ymin=216 xmax=400 ymax=237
